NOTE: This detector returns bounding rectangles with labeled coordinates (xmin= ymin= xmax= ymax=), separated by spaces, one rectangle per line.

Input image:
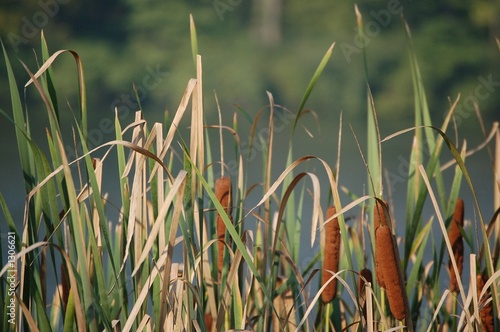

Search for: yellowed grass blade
xmin=494 ymin=125 xmax=500 ymax=263
xmin=131 ymin=171 xmax=188 ymax=276
xmin=418 ymin=165 xmax=473 ymax=328
xmin=16 ymin=293 xmax=40 ymax=332
xmin=159 ymin=184 xmax=187 ymax=327
xmin=190 ymin=55 xmax=204 ymax=193
xmin=245 ymin=156 xmax=335 ymax=221
xmin=150 ymin=78 xmax=197 ymax=180
xmin=136 ymin=314 xmax=152 ymax=332
xmin=296 ymin=270 xmax=358 ymax=331
xmin=440 ymin=122 xmax=498 ymax=171
xmin=215 ymin=247 xmax=242 ymax=331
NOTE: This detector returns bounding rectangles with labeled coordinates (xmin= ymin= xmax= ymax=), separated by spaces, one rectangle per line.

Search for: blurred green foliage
xmin=0 ymin=0 xmax=498 ymax=131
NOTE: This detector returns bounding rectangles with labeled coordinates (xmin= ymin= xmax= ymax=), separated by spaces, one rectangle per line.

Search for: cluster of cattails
xmin=321 ymin=206 xmax=341 ymax=303
xmin=215 ymin=176 xmax=233 ymax=280
xmin=476 ymin=273 xmax=494 ymax=332
xmin=374 ymin=200 xmax=407 ymax=321
xmin=448 ymin=198 xmax=464 ymax=293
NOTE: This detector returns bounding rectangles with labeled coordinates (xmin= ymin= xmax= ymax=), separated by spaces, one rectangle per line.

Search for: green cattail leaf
xmin=293 ymin=43 xmax=335 ymax=136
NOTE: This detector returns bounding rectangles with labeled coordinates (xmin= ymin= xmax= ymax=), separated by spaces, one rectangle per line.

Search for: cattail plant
xmin=448 ymin=198 xmax=464 ymax=293
xmin=476 ymin=273 xmax=494 ymax=332
xmin=321 ymin=205 xmax=341 ymax=303
xmin=374 ymin=200 xmax=407 ymax=321
xmin=215 ymin=176 xmax=233 ymax=279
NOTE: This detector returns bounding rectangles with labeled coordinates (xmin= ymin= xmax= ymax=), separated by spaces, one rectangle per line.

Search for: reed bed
xmin=0 ymin=14 xmax=499 ymax=332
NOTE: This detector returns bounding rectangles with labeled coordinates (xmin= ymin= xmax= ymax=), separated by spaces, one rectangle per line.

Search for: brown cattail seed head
xmin=204 ymin=313 xmax=213 ymax=331
xmin=448 ymin=198 xmax=464 ymax=293
xmin=374 ymin=200 xmax=389 ymax=288
xmin=375 ymin=226 xmax=406 ymax=320
xmin=215 ymin=177 xmax=232 ymax=278
xmin=321 ymin=206 xmax=341 ymax=303
xmin=476 ymin=274 xmax=494 ymax=332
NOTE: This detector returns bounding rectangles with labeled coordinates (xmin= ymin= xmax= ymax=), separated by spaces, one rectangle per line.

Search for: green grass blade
xmin=25 ymin=49 xmax=87 ymax=141
xmin=292 ymin=43 xmax=335 ymax=136
xmin=2 ymin=41 xmax=36 ymax=191
xmin=406 ymin=219 xmax=432 ymax=297
xmin=55 ymin=132 xmax=96 ymax=330
xmin=40 ymin=31 xmax=60 ymax=124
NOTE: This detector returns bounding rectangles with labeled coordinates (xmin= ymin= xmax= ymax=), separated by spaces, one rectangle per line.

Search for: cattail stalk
xmin=375 ymin=225 xmax=406 ymax=320
xmin=215 ymin=176 xmax=232 ymax=279
xmin=448 ymin=198 xmax=464 ymax=293
xmin=321 ymin=206 xmax=340 ymax=303
xmin=476 ymin=274 xmax=494 ymax=332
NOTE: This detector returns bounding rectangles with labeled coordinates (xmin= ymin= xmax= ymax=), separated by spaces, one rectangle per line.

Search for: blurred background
xmin=1 ymin=0 xmax=499 ymax=225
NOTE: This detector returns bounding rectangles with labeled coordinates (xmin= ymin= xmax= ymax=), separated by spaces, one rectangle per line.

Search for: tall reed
xmin=321 ymin=205 xmax=340 ymax=303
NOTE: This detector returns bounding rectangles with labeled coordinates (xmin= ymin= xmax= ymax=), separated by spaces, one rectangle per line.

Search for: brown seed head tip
xmin=321 ymin=205 xmax=340 ymax=303
xmin=374 ymin=199 xmax=389 ymax=229
xmin=358 ymin=268 xmax=373 ymax=294
xmin=376 ymin=226 xmax=406 ymax=320
xmin=325 ymin=206 xmax=339 ymax=229
xmin=215 ymin=176 xmax=232 ymax=209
